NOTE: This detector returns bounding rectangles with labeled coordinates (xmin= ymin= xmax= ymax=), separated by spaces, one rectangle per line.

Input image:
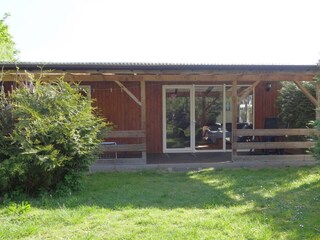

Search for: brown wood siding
xmin=6 ymin=79 xmax=278 ymax=153
xmin=86 ymin=82 xmax=280 ymax=153
xmin=83 ymin=81 xmax=163 ymax=153
xmin=4 ymin=80 xmax=280 ymax=153
xmin=146 ymin=82 xmax=163 ymax=153
xmin=82 ymin=81 xmax=142 ymax=144
xmin=254 ymin=81 xmax=280 ymax=129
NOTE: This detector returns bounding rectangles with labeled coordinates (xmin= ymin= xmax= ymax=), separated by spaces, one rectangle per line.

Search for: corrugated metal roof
xmin=0 ymin=62 xmax=318 ymax=72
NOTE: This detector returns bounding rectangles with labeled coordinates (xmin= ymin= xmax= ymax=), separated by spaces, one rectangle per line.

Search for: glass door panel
xmin=237 ymin=90 xmax=254 ymax=143
xmin=238 ymin=94 xmax=253 ymax=125
xmin=165 ymin=87 xmax=191 ymax=150
xmin=163 ymin=85 xmax=254 ymax=152
xmin=195 ymin=86 xmax=224 ymax=150
xmin=225 ymin=87 xmax=233 ymax=149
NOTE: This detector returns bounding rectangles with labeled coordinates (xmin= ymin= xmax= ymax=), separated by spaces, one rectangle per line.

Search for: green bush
xmin=0 ymin=76 xmax=109 ymax=195
xmin=277 ymin=81 xmax=316 ymax=128
xmin=313 ymin=71 xmax=320 ymax=161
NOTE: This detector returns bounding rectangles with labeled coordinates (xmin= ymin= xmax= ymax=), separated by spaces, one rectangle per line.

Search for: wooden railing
xmin=233 ymin=128 xmax=319 ymax=161
xmin=100 ymin=130 xmax=146 ymax=161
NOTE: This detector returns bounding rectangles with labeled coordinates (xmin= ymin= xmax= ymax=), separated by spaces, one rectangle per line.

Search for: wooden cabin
xmin=1 ymin=62 xmax=319 ymax=165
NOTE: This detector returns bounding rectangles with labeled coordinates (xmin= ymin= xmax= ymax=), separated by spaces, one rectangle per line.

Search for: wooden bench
xmin=100 ymin=130 xmax=146 ymax=162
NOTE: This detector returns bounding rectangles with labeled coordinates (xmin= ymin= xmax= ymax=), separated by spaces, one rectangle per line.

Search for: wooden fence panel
xmin=100 ymin=130 xmax=147 ymax=161
xmin=236 ymin=141 xmax=315 ymax=149
xmin=233 ymin=128 xmax=318 ymax=161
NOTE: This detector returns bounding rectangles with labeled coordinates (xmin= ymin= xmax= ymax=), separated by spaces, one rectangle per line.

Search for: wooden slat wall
xmin=254 ymin=81 xmax=281 ymax=129
xmin=3 ymin=80 xmax=283 ymax=153
xmin=1 ymin=76 xmax=313 ymax=154
xmin=146 ymin=82 xmax=163 ymax=153
xmin=1 ymin=80 xmax=282 ymax=154
xmin=84 ymin=81 xmax=163 ymax=153
xmin=82 ymin=81 xmax=141 ymax=145
xmin=87 ymin=81 xmax=282 ymax=153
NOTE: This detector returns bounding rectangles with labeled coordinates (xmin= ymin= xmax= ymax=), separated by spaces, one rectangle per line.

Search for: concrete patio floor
xmin=90 ymin=152 xmax=318 ymax=172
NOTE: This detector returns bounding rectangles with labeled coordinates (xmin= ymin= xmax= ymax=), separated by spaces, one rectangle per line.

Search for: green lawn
xmin=1 ymin=166 xmax=320 ymax=239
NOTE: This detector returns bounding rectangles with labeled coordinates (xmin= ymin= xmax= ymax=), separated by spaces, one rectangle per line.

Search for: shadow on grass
xmin=245 ymin=179 xmax=320 ymax=239
xmin=29 ymin=166 xmax=320 ymax=238
xmin=32 ymin=166 xmax=319 ymax=210
xmin=41 ymin=170 xmax=238 ymax=209
xmin=193 ymin=166 xmax=320 ymax=239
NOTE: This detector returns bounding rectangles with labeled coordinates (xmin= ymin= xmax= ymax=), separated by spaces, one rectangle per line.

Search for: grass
xmin=1 ymin=166 xmax=320 ymax=239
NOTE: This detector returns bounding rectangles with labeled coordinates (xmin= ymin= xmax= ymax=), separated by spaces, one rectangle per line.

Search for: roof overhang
xmin=1 ymin=62 xmax=318 ymax=82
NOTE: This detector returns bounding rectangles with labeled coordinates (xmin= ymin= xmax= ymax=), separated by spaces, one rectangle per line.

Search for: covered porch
xmin=1 ymin=63 xmax=319 ymax=168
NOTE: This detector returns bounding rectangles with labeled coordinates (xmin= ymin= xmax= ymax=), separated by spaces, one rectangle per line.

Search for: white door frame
xmin=162 ymin=85 xmax=194 ymax=153
xmin=162 ymin=84 xmax=254 ymax=153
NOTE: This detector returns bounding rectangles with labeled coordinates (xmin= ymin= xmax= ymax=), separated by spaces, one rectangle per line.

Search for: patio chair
xmin=263 ymin=117 xmax=283 ymax=154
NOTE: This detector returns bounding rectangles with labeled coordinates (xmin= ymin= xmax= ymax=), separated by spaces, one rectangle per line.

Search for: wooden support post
xmin=140 ymin=80 xmax=147 ymax=161
xmin=232 ymin=79 xmax=238 ymax=161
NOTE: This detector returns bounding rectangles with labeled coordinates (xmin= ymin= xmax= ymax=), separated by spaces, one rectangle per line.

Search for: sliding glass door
xmin=163 ymin=85 xmax=254 ymax=153
xmin=164 ymin=87 xmax=192 ymax=151
xmin=194 ymin=86 xmax=224 ymax=151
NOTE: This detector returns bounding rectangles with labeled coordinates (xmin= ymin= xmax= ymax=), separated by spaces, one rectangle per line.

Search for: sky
xmin=1 ymin=0 xmax=320 ymax=64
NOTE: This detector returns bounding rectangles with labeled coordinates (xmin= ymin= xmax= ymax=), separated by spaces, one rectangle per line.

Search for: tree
xmin=277 ymin=81 xmax=316 ymax=128
xmin=0 ymin=74 xmax=110 ymax=195
xmin=0 ymin=13 xmax=18 ymax=61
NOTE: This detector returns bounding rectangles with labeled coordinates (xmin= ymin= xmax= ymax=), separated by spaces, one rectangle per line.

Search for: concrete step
xmin=95 ymin=158 xmax=146 ymax=165
xmin=90 ymin=159 xmax=318 ymax=172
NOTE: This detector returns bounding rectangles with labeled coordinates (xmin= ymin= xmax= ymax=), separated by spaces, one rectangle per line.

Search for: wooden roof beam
xmin=141 ymin=73 xmax=316 ymax=82
xmin=1 ymin=72 xmax=316 ymax=82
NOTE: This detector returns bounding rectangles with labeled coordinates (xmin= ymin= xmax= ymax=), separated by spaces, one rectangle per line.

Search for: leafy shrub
xmin=313 ymin=70 xmax=320 ymax=161
xmin=277 ymin=81 xmax=316 ymax=128
xmin=0 ymin=75 xmax=110 ymax=195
